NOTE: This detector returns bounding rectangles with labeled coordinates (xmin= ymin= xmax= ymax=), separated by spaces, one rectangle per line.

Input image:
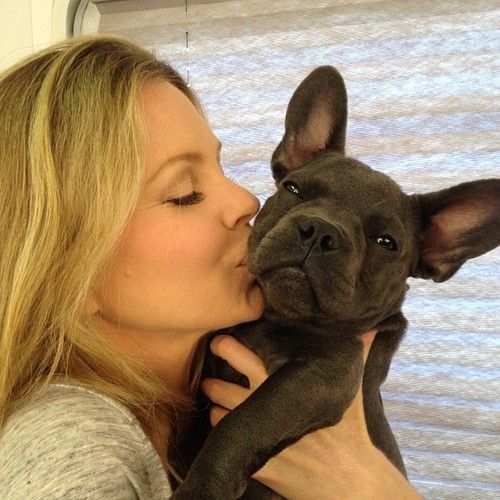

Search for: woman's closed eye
xmin=165 ymin=191 xmax=206 ymax=206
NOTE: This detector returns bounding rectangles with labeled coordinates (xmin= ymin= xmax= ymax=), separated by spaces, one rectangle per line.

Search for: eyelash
xmin=166 ymin=191 xmax=206 ymax=206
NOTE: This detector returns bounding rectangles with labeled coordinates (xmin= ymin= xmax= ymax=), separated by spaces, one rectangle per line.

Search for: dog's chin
xmin=256 ymin=266 xmax=321 ymax=320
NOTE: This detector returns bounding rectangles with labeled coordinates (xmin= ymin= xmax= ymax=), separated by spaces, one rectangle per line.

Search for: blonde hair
xmin=0 ymin=34 xmax=204 ymax=479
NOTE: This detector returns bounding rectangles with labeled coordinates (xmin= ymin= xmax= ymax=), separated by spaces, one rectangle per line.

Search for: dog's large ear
xmin=411 ymin=179 xmax=500 ymax=282
xmin=271 ymin=65 xmax=348 ymax=184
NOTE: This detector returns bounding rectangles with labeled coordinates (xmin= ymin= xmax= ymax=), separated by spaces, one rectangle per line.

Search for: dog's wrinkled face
xmin=248 ymin=66 xmax=500 ymax=330
xmin=249 ymin=155 xmax=417 ymax=326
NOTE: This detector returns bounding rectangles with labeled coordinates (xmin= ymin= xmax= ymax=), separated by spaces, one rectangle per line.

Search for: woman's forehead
xmin=140 ymin=80 xmax=218 ymax=178
xmin=141 ymin=79 xmax=205 ymax=135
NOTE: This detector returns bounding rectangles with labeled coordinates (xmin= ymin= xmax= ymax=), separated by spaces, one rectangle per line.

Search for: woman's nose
xmin=222 ymin=180 xmax=261 ymax=229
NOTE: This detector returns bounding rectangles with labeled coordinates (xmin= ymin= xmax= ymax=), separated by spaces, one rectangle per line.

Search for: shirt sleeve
xmin=0 ymin=385 xmax=163 ymax=499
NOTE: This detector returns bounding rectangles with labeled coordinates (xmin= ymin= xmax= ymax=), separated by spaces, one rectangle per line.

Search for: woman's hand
xmin=201 ymin=332 xmax=422 ymax=500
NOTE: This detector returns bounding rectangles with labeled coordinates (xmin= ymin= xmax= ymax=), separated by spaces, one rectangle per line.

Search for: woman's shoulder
xmin=1 ymin=381 xmax=145 ymax=450
xmin=14 ymin=380 xmax=141 ymax=426
xmin=0 ymin=380 xmax=172 ymax=499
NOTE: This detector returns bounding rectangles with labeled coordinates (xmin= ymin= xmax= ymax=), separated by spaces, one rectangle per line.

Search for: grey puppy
xmin=170 ymin=66 xmax=500 ymax=499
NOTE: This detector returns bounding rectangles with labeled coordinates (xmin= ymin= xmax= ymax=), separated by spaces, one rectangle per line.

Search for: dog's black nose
xmin=296 ymin=217 xmax=343 ymax=253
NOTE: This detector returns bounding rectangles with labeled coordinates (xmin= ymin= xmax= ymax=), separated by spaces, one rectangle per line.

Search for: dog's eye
xmin=283 ymin=180 xmax=301 ymax=197
xmin=372 ymin=235 xmax=398 ymax=251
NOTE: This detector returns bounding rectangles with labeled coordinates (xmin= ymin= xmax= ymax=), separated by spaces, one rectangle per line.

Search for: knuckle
xmin=210 ymin=334 xmax=232 ymax=355
xmin=253 ymin=368 xmax=268 ymax=384
xmin=204 ymin=379 xmax=222 ymax=398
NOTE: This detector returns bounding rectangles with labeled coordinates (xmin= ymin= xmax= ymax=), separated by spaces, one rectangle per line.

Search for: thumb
xmin=360 ymin=329 xmax=377 ymax=364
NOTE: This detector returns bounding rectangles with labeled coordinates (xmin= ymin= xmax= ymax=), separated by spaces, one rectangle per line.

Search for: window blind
xmin=76 ymin=1 xmax=500 ymax=497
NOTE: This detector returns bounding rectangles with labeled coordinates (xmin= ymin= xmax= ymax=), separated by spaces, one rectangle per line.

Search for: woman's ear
xmin=84 ymin=293 xmax=100 ymax=316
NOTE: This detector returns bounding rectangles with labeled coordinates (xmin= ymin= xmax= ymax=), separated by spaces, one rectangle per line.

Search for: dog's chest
xmin=231 ymin=318 xmax=338 ymax=375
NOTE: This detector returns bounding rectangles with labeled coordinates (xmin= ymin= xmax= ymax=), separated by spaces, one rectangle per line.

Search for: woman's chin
xmin=246 ymin=280 xmax=266 ymax=319
xmin=234 ymin=265 xmax=266 ymax=321
xmin=233 ymin=279 xmax=265 ymax=325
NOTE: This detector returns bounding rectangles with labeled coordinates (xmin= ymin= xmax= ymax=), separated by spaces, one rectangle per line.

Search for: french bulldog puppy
xmin=170 ymin=66 xmax=500 ymax=499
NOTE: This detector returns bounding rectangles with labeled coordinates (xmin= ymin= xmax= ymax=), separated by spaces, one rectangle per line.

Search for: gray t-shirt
xmin=0 ymin=382 xmax=173 ymax=499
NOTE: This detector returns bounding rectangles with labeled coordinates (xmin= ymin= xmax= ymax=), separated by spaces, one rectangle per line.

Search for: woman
xmin=0 ymin=34 xmax=421 ymax=498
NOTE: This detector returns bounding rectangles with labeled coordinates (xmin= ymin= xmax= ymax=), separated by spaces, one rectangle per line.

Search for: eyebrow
xmin=147 ymin=139 xmax=222 ymax=186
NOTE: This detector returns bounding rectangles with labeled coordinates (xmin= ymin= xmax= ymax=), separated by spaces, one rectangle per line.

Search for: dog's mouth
xmin=256 ymin=265 xmax=324 ymax=319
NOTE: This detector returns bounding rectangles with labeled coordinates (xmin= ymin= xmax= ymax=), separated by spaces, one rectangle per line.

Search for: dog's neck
xmin=261 ymin=283 xmax=409 ymax=338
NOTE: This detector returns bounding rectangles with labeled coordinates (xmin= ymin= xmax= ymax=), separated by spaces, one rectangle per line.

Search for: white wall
xmin=0 ymin=0 xmax=72 ymax=71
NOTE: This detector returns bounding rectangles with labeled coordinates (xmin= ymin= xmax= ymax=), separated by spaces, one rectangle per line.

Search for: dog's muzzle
xmin=295 ymin=216 xmax=343 ymax=265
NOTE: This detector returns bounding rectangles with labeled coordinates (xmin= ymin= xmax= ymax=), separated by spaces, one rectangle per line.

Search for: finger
xmin=359 ymin=329 xmax=377 ymax=364
xmin=210 ymin=335 xmax=268 ymax=388
xmin=209 ymin=404 xmax=229 ymax=427
xmin=201 ymin=377 xmax=253 ymax=411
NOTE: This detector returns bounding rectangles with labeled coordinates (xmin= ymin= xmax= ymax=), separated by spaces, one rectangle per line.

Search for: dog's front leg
xmin=171 ymin=338 xmax=364 ymax=500
xmin=362 ymin=324 xmax=407 ymax=476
